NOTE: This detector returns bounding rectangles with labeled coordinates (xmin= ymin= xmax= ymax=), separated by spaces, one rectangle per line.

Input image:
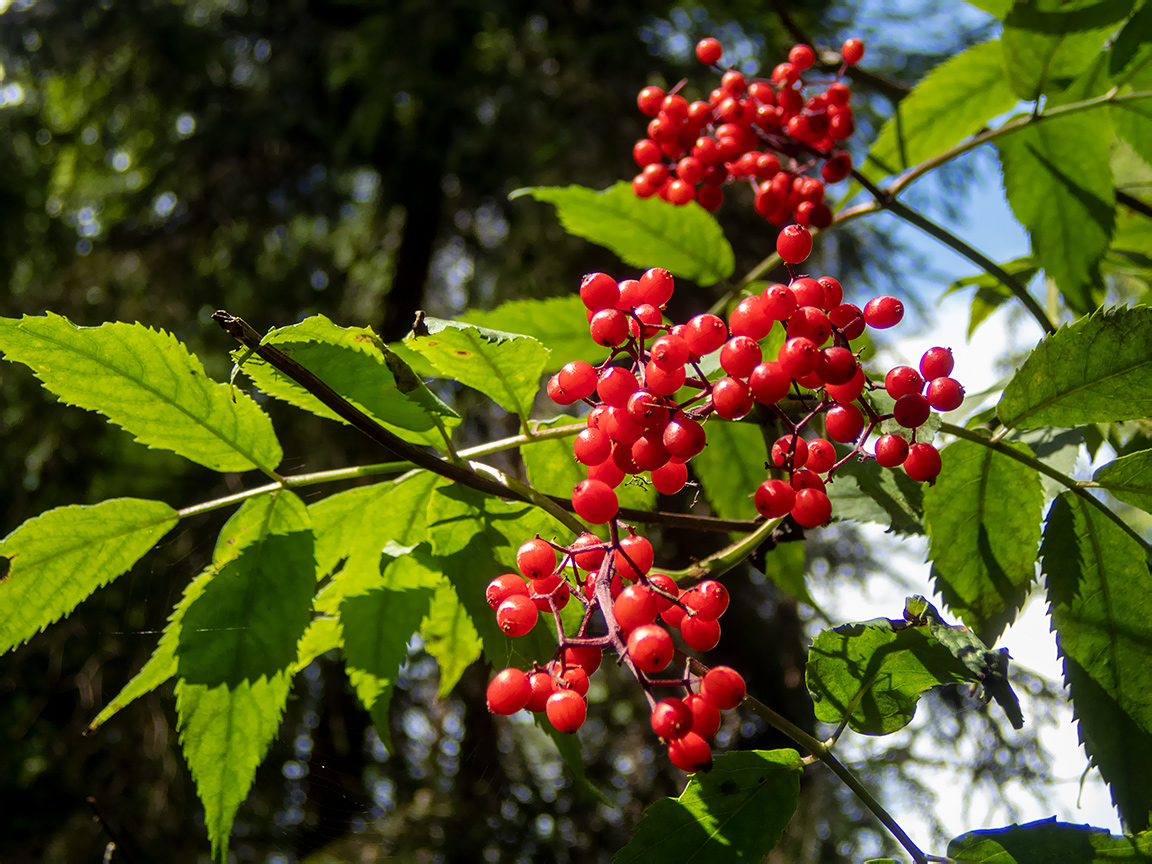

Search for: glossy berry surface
xmin=487 ymin=668 xmax=531 ymax=715
xmin=546 ymin=690 xmax=587 ymax=733
xmin=700 ymin=666 xmax=747 ymax=709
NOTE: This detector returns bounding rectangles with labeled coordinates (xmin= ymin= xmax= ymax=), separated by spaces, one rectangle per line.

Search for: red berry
xmin=626 ymin=389 xmax=670 ymax=430
xmin=598 ymin=367 xmax=640 ymax=408
xmin=749 ymin=361 xmax=791 ymax=404
xmin=885 ymin=365 xmax=924 ymax=400
xmin=816 ymin=346 xmax=859 ymax=385
xmin=720 ymin=335 xmax=763 ymax=379
xmin=755 ymin=479 xmax=797 ymax=518
xmin=788 ymin=307 xmax=832 ymax=346
xmin=668 ymin=731 xmax=712 ymax=772
xmin=633 ymin=138 xmax=662 ymax=167
xmin=826 ymin=82 xmax=851 ymax=106
xmin=554 ymin=663 xmax=590 ymax=697
xmin=728 ymin=295 xmax=773 ymax=341
xmin=650 ymin=334 xmax=690 ymax=371
xmin=681 ymin=615 xmax=721 ymax=651
xmin=645 ymin=360 xmax=686 ymax=396
xmin=558 ymin=361 xmax=597 ymax=400
xmin=779 ymin=336 xmax=819 ymax=378
xmin=762 ymin=284 xmax=798 ymax=320
xmin=497 ymin=595 xmax=539 ymax=637
xmin=829 ymin=302 xmax=865 ymax=340
xmin=825 ymin=365 xmax=866 ymax=404
xmin=526 ymin=670 xmax=556 ymax=712
xmin=841 ymin=38 xmax=865 ymax=65
xmin=572 ymin=479 xmax=619 ymax=524
xmin=661 ymin=603 xmax=687 ymax=629
xmin=791 ymin=468 xmax=826 ymax=493
xmin=517 ymin=537 xmax=556 ymax=580
xmin=874 ymin=433 xmax=910 ymax=468
xmin=776 ymin=224 xmax=813 ymax=264
xmin=696 ymin=183 xmax=724 ymax=211
xmin=926 ymin=377 xmax=965 ymax=411
xmin=632 ymin=433 xmax=670 ymax=472
xmin=791 ymin=488 xmax=832 ymax=527
xmin=613 ymin=584 xmax=658 ymax=632
xmin=615 ymin=533 xmax=655 ymax=581
xmin=590 ymin=308 xmax=630 ymax=346
xmin=638 ymin=267 xmax=675 ymax=307
xmin=816 ymin=276 xmax=843 ymax=308
xmin=790 ymin=277 xmax=825 ymax=308
xmin=788 ymin=43 xmax=816 ymax=71
xmin=563 ymin=645 xmax=603 ymax=676
xmin=771 ymin=434 xmax=809 ymax=470
xmin=805 ymin=438 xmax=837 ymax=473
xmin=637 ymin=85 xmax=666 ymax=116
xmin=905 ymin=442 xmax=942 ymax=482
xmin=825 ymin=402 xmax=864 ymax=442
xmin=684 ymin=313 xmax=728 ymax=355
xmin=893 ymin=393 xmax=931 ymax=429
xmin=721 ymin=69 xmax=747 ymax=95
xmin=486 ymin=573 xmax=528 ymax=610
xmin=863 ymin=296 xmax=904 ymax=329
xmin=547 ymin=374 xmax=575 ymax=406
xmin=529 ymin=573 xmax=570 ymax=612
xmin=580 ymin=272 xmax=620 ymax=311
xmin=920 ymin=347 xmax=955 ymax=380
xmin=648 ymin=572 xmax=679 ymax=612
xmin=822 ymin=152 xmax=853 ymax=183
xmin=574 ymin=428 xmax=612 ymax=466
xmin=546 ymin=690 xmax=587 ymax=733
xmin=652 ymin=460 xmax=688 ymax=495
xmin=588 ymin=459 xmax=626 ymax=489
xmin=651 ymin=697 xmax=694 ymax=740
xmin=627 ymin=623 xmax=675 ymax=673
xmin=684 ymin=694 xmax=721 ymax=739
xmin=682 ymin=580 xmax=729 ymax=621
xmin=570 ymin=532 xmax=607 ymax=571
xmin=711 ymin=376 xmax=754 ymax=420
xmin=696 ymin=37 xmax=723 ymax=65
xmin=663 ymin=417 xmax=708 ymax=460
xmin=700 ymin=666 xmax=746 ymax=709
xmin=487 ymin=668 xmax=532 ymax=715
xmin=771 ymin=62 xmax=799 ymax=86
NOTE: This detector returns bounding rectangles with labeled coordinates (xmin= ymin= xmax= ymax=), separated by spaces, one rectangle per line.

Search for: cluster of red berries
xmin=629 ymin=36 xmax=865 ymax=227
xmin=485 ymin=526 xmax=747 ymax=772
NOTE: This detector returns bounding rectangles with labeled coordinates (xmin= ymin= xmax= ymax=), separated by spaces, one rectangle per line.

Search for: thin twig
xmin=87 ymin=797 xmax=136 ymax=864
xmin=1117 ymin=189 xmax=1152 ymax=219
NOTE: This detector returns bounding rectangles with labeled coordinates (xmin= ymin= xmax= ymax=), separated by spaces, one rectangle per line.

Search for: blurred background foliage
xmin=0 ymin=1 xmax=1056 ymax=862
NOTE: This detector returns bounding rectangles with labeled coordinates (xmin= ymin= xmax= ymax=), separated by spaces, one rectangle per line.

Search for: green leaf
xmin=510 ymin=182 xmax=735 ymax=285
xmin=1042 ymin=492 xmax=1152 ymax=831
xmin=405 ymin=317 xmax=549 ymax=421
xmin=342 ymin=582 xmax=434 ymax=752
xmin=827 ymin=456 xmax=925 ymax=535
xmin=757 ymin=539 xmax=819 ymax=609
xmin=521 ymin=415 xmax=655 ymax=513
xmin=966 ymin=0 xmax=1014 ymax=16
xmin=175 ymin=490 xmax=314 ymax=861
xmin=236 ymin=314 xmax=458 ymax=447
xmin=946 ymin=255 xmax=1041 ymax=338
xmin=0 ymin=314 xmax=281 ymax=472
xmin=924 ymin=439 xmax=1044 ymax=643
xmin=691 ymin=420 xmax=766 ymax=522
xmin=420 ymin=582 xmax=483 ymax=698
xmin=615 ymin=750 xmax=802 ymax=864
xmin=293 ymin=616 xmax=342 ymax=673
xmin=1110 ymin=0 xmax=1152 ymax=78
xmin=459 ymin=295 xmax=605 ymax=371
xmin=949 ymin=817 xmax=1152 ymax=861
xmin=998 ymin=305 xmax=1152 ymax=428
xmin=806 ymin=621 xmax=975 ymax=735
xmin=1094 ymin=449 xmax=1152 ymax=512
xmin=0 ymin=498 xmax=178 ymax=655
xmin=861 ymin=40 xmax=1020 ymax=180
xmin=1002 ymin=0 xmax=1135 ymax=100
xmin=1113 ymin=68 xmax=1152 ymax=174
xmin=996 ymin=113 xmax=1115 ymax=314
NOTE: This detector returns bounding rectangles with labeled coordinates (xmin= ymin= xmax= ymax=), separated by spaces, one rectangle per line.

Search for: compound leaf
xmin=1042 ymin=492 xmax=1152 ymax=831
xmin=0 ymin=498 xmax=178 ymax=656
xmin=615 ymin=750 xmax=802 ymax=863
xmin=924 ymin=439 xmax=1044 ymax=644
xmin=405 ymin=317 xmax=549 ymax=421
xmin=862 ymin=40 xmax=1019 ymax=180
xmin=949 ymin=817 xmax=1152 ymax=861
xmin=998 ymin=306 xmax=1152 ymax=429
xmin=420 ymin=582 xmax=483 ymax=698
xmin=460 ymin=295 xmax=605 ymax=371
xmin=996 ymin=113 xmax=1115 ymax=314
xmin=510 ymin=183 xmax=734 ymax=285
xmin=0 ymin=314 xmax=281 ymax=472
xmin=806 ymin=621 xmax=974 ymax=735
xmin=236 ymin=314 xmax=458 ymax=447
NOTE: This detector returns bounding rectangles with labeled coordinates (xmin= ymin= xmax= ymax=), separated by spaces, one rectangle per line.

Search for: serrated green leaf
xmin=1042 ymin=493 xmax=1152 ymax=830
xmin=949 ymin=817 xmax=1152 ymax=861
xmin=946 ymin=256 xmax=1040 ymax=338
xmin=1094 ymin=449 xmax=1152 ymax=512
xmin=292 ymin=616 xmax=342 ymax=673
xmin=460 ymin=295 xmax=605 ymax=371
xmin=175 ymin=490 xmax=314 ymax=861
xmin=806 ymin=622 xmax=974 ymax=735
xmin=1017 ymin=426 xmax=1085 ymax=500
xmin=999 ymin=305 xmax=1152 ymax=428
xmin=828 ymin=457 xmax=925 ymax=535
xmin=405 ymin=317 xmax=549 ymax=421
xmin=342 ymin=583 xmax=434 ymax=753
xmin=0 ymin=498 xmax=178 ymax=655
xmin=996 ymin=113 xmax=1115 ymax=314
xmin=1002 ymin=0 xmax=1134 ymax=100
xmin=421 ymin=583 xmax=482 ymax=698
xmin=0 ymin=314 xmax=281 ymax=472
xmin=1113 ymin=68 xmax=1152 ymax=173
xmin=692 ymin=420 xmax=766 ymax=522
xmin=1110 ymin=0 xmax=1152 ymax=77
xmin=862 ymin=40 xmax=1019 ymax=181
xmin=924 ymin=439 xmax=1044 ymax=643
xmin=614 ymin=750 xmax=802 ymax=863
xmin=510 ymin=183 xmax=734 ymax=285
xmin=521 ymin=415 xmax=655 ymax=512
xmin=236 ymin=314 xmax=458 ymax=447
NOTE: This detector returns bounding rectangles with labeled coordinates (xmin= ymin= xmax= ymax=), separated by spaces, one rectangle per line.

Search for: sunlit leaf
xmin=460 ymin=295 xmax=605 ymax=371
xmin=949 ymin=817 xmax=1152 ymax=861
xmin=1093 ymin=449 xmax=1152 ymax=513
